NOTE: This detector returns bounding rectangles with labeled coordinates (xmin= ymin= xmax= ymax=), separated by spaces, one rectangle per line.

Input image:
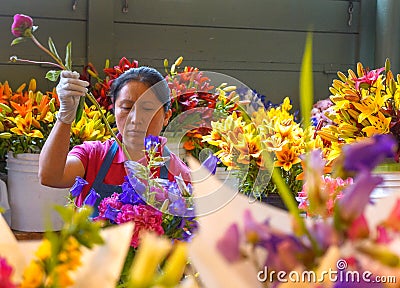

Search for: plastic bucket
xmin=6 ymin=152 xmax=69 ymax=232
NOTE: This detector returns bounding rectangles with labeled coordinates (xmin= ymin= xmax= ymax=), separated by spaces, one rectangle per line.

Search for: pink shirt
xmin=69 ymin=135 xmax=191 ymax=206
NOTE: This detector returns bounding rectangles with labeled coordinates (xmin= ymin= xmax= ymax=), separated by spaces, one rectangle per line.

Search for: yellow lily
xmin=10 ymin=112 xmax=43 ymax=138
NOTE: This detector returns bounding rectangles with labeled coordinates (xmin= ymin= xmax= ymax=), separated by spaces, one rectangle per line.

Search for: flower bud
xmin=0 ymin=132 xmax=12 ymax=139
xmin=11 ymin=14 xmax=33 ymax=37
xmin=174 ymin=56 xmax=183 ymax=66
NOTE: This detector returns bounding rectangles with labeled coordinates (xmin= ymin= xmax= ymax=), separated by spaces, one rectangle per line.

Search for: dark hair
xmin=109 ymin=66 xmax=171 ymax=112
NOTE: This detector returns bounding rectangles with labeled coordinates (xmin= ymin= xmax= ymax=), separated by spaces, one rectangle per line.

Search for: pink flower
xmin=216 ymin=223 xmax=241 ymax=262
xmin=347 ymin=214 xmax=370 ymax=240
xmin=116 ymin=204 xmax=164 ymax=248
xmin=11 ymin=14 xmax=33 ymax=37
xmin=97 ymin=193 xmax=123 ymax=218
xmin=0 ymin=257 xmax=16 ymax=288
xmin=383 ymin=199 xmax=400 ymax=231
xmin=353 ymin=67 xmax=385 ymax=90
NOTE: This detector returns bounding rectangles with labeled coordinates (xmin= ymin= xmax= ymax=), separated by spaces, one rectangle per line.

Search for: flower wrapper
xmin=188 ymin=158 xmax=291 ymax=288
xmin=0 ymin=214 xmax=27 ymax=283
xmin=0 ymin=215 xmax=134 ymax=287
xmin=72 ymin=222 xmax=134 ymax=287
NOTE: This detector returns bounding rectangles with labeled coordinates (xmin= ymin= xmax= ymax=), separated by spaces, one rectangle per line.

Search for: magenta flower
xmin=347 ymin=214 xmax=370 ymax=240
xmin=97 ymin=193 xmax=123 ymax=219
xmin=115 ymin=204 xmax=164 ymax=248
xmin=0 ymin=257 xmax=16 ymax=288
xmin=353 ymin=67 xmax=385 ymax=90
xmin=11 ymin=14 xmax=33 ymax=37
xmin=216 ymin=223 xmax=241 ymax=262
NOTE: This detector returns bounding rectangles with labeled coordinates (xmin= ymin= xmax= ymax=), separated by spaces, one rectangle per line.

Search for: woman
xmin=39 ymin=67 xmax=191 ymax=209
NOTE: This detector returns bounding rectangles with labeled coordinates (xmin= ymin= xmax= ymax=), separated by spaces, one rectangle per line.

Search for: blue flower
xmin=126 ymin=174 xmax=146 ymax=195
xmin=168 ymin=197 xmax=187 ymax=216
xmin=83 ymin=188 xmax=100 ymax=207
xmin=201 ymin=152 xmax=219 ymax=175
xmin=144 ymin=134 xmax=160 ymax=151
xmin=69 ymin=176 xmax=88 ymax=197
xmin=120 ymin=181 xmax=144 ymax=205
xmin=104 ymin=205 xmax=120 ymax=222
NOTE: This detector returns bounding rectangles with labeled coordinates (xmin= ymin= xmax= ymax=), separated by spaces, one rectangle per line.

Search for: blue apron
xmin=90 ymin=141 xmax=170 ymax=216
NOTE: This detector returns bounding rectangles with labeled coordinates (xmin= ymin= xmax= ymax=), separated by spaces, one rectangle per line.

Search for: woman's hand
xmin=56 ymin=71 xmax=89 ymax=124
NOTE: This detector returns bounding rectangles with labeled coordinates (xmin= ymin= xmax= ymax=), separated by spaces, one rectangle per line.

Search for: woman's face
xmin=114 ymin=81 xmax=171 ymax=153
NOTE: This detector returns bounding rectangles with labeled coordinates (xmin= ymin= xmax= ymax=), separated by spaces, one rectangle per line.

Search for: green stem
xmin=85 ymin=92 xmax=131 ymax=160
xmin=10 ymin=56 xmax=64 ymax=69
xmin=30 ymin=34 xmax=66 ymax=69
xmin=28 ymin=33 xmax=131 ymax=161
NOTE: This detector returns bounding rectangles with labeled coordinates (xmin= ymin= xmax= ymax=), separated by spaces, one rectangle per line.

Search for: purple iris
xmin=342 ymin=134 xmax=397 ymax=173
xmin=69 ymin=176 xmax=88 ymax=197
xmin=201 ymin=152 xmax=219 ymax=175
xmin=83 ymin=188 xmax=101 ymax=207
xmin=144 ymin=135 xmax=160 ymax=151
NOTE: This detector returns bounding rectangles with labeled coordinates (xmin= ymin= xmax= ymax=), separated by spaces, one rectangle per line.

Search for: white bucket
xmin=6 ymin=152 xmax=69 ymax=232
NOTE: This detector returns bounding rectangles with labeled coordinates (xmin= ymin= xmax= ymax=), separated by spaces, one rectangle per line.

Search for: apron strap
xmin=91 ymin=141 xmax=119 ymax=188
xmin=160 ymin=146 xmax=171 ymax=180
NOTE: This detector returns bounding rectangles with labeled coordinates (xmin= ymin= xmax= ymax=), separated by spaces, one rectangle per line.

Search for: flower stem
xmin=10 ymin=56 xmax=64 ymax=69
xmin=30 ymin=34 xmax=66 ymax=69
xmin=85 ymin=92 xmax=131 ymax=161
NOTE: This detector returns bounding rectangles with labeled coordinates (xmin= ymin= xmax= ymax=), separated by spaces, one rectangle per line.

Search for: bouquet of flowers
xmin=202 ymin=96 xmax=320 ymax=202
xmin=163 ymin=56 xmax=263 ymax=162
xmin=0 ymin=78 xmax=58 ymax=156
xmin=215 ymin=134 xmax=400 ymax=287
xmin=0 ymin=204 xmax=195 ymax=288
xmin=317 ymin=59 xmax=400 ymax=164
xmin=69 ymin=135 xmax=198 ymax=285
xmin=0 ymin=78 xmax=115 ymax=160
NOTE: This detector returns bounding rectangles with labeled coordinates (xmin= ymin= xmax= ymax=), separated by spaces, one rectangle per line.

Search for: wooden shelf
xmin=12 ymin=230 xmax=45 ymax=241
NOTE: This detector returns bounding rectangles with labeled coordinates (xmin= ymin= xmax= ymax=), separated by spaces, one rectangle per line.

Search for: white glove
xmin=56 ymin=70 xmax=89 ymax=124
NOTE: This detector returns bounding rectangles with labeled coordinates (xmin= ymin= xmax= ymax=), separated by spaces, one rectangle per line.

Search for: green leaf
xmin=48 ymin=37 xmax=62 ymax=63
xmin=10 ymin=37 xmax=26 ymax=46
xmin=75 ymin=96 xmax=86 ymax=122
xmin=65 ymin=41 xmax=72 ymax=70
xmin=45 ymin=70 xmax=61 ymax=82
xmin=299 ymin=32 xmax=313 ymax=134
